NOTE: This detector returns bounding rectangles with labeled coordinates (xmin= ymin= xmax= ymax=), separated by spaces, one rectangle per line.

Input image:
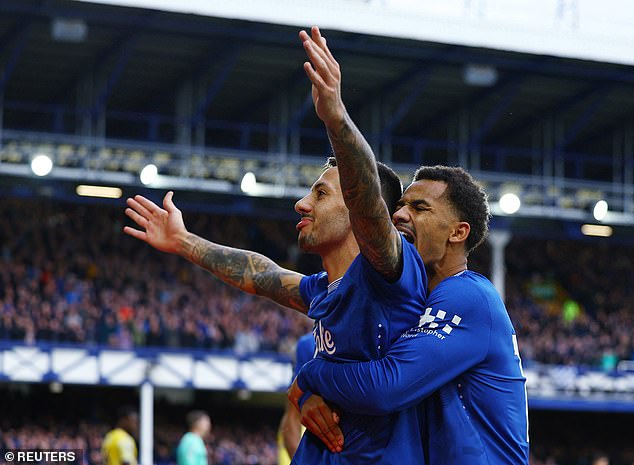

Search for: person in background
xmin=591 ymin=452 xmax=609 ymax=465
xmin=176 ymin=410 xmax=211 ymax=465
xmin=102 ymin=406 xmax=138 ymax=465
xmin=278 ymin=333 xmax=316 ymax=464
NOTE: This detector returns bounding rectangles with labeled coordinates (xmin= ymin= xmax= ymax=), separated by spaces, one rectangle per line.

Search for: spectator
xmin=0 ymin=198 xmax=632 ymax=369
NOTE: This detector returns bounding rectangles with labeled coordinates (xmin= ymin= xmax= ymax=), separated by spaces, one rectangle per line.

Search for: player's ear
xmin=449 ymin=221 xmax=470 ymax=244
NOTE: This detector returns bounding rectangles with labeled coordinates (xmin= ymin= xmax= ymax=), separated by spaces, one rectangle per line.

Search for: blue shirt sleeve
xmin=299 ymin=272 xmax=327 ymax=309
xmin=358 ymin=235 xmax=428 ymax=305
xmin=293 ymin=333 xmax=316 ymax=379
xmin=296 ymin=277 xmax=491 ymax=415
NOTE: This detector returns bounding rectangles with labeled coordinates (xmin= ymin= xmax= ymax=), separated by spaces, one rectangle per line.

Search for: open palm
xmin=123 ymin=191 xmax=187 ymax=255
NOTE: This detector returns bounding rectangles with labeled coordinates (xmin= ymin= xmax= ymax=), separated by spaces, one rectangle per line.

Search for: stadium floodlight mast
xmin=593 ymin=200 xmax=608 ymax=222
xmin=140 ymin=164 xmax=158 ymax=185
xmin=31 ymin=154 xmax=54 ymax=176
xmin=499 ymin=192 xmax=521 ymax=215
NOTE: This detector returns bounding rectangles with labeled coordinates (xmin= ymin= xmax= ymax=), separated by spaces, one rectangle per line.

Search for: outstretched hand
xmin=288 ymin=378 xmax=344 ymax=453
xmin=299 ymin=26 xmax=345 ymax=128
xmin=123 ymin=191 xmax=187 ymax=255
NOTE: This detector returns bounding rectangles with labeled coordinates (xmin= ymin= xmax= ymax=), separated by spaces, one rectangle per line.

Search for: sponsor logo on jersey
xmin=401 ymin=307 xmax=462 ymax=340
xmin=313 ymin=320 xmax=336 ymax=355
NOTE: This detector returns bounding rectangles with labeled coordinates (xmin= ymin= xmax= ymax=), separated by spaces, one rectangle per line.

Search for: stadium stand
xmin=0 ymin=198 xmax=313 ymax=355
xmin=0 ymin=385 xmax=279 ymax=465
xmin=1 ymin=1 xmax=633 ymax=463
xmin=0 ymin=198 xmax=631 ymax=371
xmin=1 ymin=384 xmax=633 ymax=465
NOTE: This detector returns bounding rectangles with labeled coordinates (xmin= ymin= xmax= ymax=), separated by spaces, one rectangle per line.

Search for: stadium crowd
xmin=0 ymin=198 xmax=313 ymax=356
xmin=505 ymin=238 xmax=634 ymax=369
xmin=0 ymin=417 xmax=277 ymax=465
xmin=1 ymin=422 xmax=631 ymax=465
xmin=0 ymin=198 xmax=632 ymax=368
xmin=1 ymin=198 xmax=633 ymax=465
xmin=1 ymin=386 xmax=631 ymax=465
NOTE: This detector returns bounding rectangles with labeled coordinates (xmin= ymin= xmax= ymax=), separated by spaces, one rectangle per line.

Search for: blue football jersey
xmin=293 ymin=332 xmax=316 ymax=379
xmin=298 ymin=271 xmax=530 ymax=465
xmin=292 ymin=237 xmax=428 ymax=465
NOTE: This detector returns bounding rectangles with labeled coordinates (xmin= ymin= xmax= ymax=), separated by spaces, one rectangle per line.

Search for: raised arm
xmin=300 ymin=27 xmax=402 ymax=281
xmin=124 ymin=191 xmax=307 ymax=313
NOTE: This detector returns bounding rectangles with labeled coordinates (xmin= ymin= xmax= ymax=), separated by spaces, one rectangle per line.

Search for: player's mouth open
xmin=296 ymin=218 xmax=313 ymax=230
xmin=397 ymin=226 xmax=415 ymax=244
xmin=396 ymin=224 xmax=415 ymax=244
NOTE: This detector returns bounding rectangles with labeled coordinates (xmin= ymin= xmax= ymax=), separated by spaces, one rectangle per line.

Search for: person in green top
xmin=176 ymin=410 xmax=211 ymax=465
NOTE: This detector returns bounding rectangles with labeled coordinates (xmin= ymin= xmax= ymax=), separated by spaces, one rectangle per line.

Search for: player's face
xmin=294 ymin=167 xmax=352 ymax=254
xmin=392 ymin=180 xmax=459 ymax=266
xmin=124 ymin=413 xmax=139 ymax=436
xmin=198 ymin=416 xmax=212 ymax=436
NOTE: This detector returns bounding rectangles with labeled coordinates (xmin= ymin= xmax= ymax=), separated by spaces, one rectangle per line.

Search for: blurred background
xmin=0 ymin=1 xmax=633 ymax=464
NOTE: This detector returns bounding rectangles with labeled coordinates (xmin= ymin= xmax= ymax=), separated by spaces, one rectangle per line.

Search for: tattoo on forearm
xmin=327 ymin=114 xmax=402 ymax=279
xmin=327 ymin=114 xmax=380 ymax=214
xmin=183 ymin=235 xmax=306 ymax=312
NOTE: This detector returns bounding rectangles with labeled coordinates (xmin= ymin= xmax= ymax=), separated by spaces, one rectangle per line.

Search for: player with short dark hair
xmin=102 ymin=407 xmax=138 ymax=465
xmin=293 ymin=167 xmax=530 ymax=464
xmin=123 ymin=147 xmax=430 ymax=462
xmin=412 ymin=165 xmax=489 ymax=255
xmin=286 ymin=26 xmax=432 ymax=465
xmin=290 ymin=25 xmax=529 ymax=465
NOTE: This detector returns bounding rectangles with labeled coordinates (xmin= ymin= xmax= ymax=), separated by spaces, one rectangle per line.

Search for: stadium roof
xmin=1 ymin=0 xmax=633 ymax=226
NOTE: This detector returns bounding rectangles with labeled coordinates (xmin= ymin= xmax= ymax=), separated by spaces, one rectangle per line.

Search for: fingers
xmin=126 ymin=197 xmax=151 ymax=220
xmin=309 ymin=26 xmax=338 ymax=68
xmin=123 ymin=225 xmax=147 ymax=242
xmin=301 ymin=414 xmax=332 ymax=451
xmin=301 ymin=397 xmax=344 ymax=453
xmin=133 ymin=194 xmax=162 ymax=215
xmin=300 ymin=28 xmax=338 ymax=86
xmin=313 ymin=404 xmax=343 ymax=451
xmin=302 ymin=413 xmax=342 ymax=453
xmin=125 ymin=207 xmax=148 ymax=228
xmin=163 ymin=191 xmax=176 ymax=213
xmin=302 ymin=39 xmax=332 ymax=79
xmin=311 ymin=26 xmax=327 ymax=52
xmin=303 ymin=62 xmax=327 ymax=90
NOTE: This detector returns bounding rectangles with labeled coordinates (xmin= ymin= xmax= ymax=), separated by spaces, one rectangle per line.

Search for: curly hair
xmin=413 ymin=165 xmax=490 ymax=255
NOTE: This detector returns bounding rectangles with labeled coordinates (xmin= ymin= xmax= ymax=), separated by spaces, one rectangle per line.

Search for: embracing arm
xmin=296 ymin=334 xmax=483 ymax=415
xmin=295 ymin=292 xmax=490 ymax=414
xmin=124 ymin=192 xmax=307 ymax=313
xmin=300 ymin=27 xmax=402 ymax=280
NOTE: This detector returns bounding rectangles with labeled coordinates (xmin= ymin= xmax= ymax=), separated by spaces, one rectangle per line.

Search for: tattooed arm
xmin=300 ymin=27 xmax=402 ymax=280
xmin=124 ymin=191 xmax=307 ymax=313
xmin=179 ymin=233 xmax=306 ymax=312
